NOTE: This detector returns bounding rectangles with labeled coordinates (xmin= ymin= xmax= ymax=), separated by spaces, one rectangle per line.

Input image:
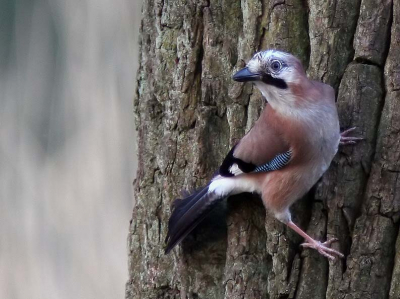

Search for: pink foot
xmin=340 ymin=127 xmax=364 ymax=145
xmin=301 ymin=238 xmax=344 ymax=260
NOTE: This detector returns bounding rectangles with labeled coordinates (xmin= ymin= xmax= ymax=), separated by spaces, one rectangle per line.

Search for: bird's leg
xmin=286 ymin=221 xmax=344 ymax=260
xmin=340 ymin=127 xmax=364 ymax=145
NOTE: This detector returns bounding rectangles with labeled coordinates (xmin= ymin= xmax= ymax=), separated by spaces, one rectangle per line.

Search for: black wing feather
xmin=219 ymin=145 xmax=256 ymax=176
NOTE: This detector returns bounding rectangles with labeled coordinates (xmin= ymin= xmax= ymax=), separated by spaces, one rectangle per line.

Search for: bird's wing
xmin=165 ymin=143 xmax=291 ymax=253
xmin=219 ymin=105 xmax=291 ymax=176
xmin=165 ymin=106 xmax=291 ymax=254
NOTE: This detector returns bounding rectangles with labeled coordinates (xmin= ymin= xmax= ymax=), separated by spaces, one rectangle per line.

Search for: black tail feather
xmin=165 ymin=183 xmax=224 ymax=254
xmin=167 ymin=185 xmax=209 ymax=236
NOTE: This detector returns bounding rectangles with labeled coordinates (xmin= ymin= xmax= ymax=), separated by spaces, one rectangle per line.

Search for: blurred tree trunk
xmin=126 ymin=0 xmax=400 ymax=298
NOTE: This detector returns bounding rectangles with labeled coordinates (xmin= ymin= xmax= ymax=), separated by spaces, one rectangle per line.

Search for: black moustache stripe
xmin=261 ymin=74 xmax=288 ymax=89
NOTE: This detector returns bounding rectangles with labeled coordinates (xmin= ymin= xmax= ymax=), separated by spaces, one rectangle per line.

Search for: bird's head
xmin=233 ymin=50 xmax=310 ymax=113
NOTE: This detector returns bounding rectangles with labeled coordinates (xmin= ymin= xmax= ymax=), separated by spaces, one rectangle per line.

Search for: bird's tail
xmin=164 ymin=182 xmax=225 ymax=254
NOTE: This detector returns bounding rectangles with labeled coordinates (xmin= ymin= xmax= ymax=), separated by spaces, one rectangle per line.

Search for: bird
xmin=165 ymin=49 xmax=362 ymax=260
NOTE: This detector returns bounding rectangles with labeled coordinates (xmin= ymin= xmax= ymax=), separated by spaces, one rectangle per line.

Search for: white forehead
xmin=247 ymin=50 xmax=291 ymax=71
xmin=247 ymin=50 xmax=296 ymax=72
xmin=254 ymin=50 xmax=291 ymax=61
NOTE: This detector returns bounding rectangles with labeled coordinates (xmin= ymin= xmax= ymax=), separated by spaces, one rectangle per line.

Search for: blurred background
xmin=0 ymin=0 xmax=141 ymax=298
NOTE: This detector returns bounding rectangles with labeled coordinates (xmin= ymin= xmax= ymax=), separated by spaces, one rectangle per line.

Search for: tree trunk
xmin=126 ymin=0 xmax=400 ymax=298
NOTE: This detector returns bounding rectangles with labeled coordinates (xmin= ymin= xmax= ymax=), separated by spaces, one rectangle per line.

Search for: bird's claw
xmin=340 ymin=127 xmax=364 ymax=145
xmin=300 ymin=238 xmax=344 ymax=260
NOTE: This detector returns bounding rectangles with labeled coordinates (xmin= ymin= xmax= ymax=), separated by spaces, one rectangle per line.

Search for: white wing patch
xmin=229 ymin=163 xmax=244 ymax=176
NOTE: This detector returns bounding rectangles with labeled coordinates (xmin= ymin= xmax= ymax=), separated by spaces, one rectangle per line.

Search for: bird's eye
xmin=270 ymin=60 xmax=282 ymax=72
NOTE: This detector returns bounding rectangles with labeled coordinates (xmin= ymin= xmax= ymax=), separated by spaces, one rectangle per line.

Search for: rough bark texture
xmin=126 ymin=0 xmax=400 ymax=298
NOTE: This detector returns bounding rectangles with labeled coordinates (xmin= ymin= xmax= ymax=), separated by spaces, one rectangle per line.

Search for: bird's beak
xmin=232 ymin=67 xmax=262 ymax=82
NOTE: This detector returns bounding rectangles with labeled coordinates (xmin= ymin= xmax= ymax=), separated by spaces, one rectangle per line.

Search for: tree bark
xmin=126 ymin=1 xmax=400 ymax=298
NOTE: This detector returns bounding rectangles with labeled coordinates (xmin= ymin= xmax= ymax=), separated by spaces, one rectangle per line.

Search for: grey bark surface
xmin=126 ymin=1 xmax=400 ymax=298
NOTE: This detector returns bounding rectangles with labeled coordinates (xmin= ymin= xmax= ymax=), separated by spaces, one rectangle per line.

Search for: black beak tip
xmin=232 ymin=67 xmax=260 ymax=82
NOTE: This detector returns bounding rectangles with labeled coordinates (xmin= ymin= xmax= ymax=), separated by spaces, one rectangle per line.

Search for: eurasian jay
xmin=165 ymin=50 xmax=361 ymax=260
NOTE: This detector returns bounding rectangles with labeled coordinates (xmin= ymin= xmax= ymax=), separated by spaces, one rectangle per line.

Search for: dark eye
xmin=270 ymin=60 xmax=282 ymax=72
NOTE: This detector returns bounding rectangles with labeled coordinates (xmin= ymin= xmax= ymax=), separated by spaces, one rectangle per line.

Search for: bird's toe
xmin=301 ymin=239 xmax=344 ymax=260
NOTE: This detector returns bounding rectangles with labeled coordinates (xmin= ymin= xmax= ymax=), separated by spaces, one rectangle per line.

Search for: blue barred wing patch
xmin=253 ymin=150 xmax=292 ymax=173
